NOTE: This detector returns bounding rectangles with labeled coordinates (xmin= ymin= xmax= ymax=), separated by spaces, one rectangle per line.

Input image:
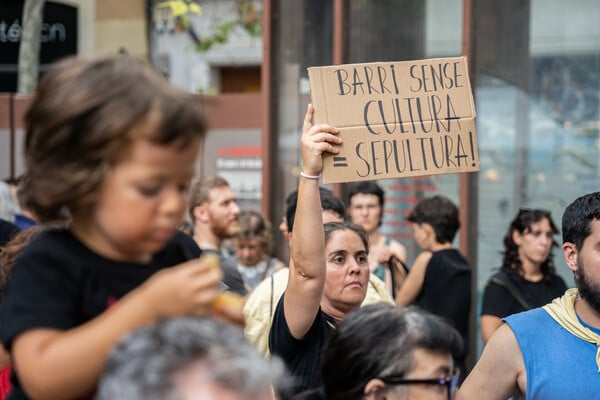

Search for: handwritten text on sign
xmin=307 ymin=57 xmax=479 ymax=184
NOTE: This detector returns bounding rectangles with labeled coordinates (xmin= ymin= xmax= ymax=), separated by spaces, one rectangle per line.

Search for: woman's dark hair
xmin=323 ymin=221 xmax=369 ymax=254
xmin=286 ymin=188 xmax=346 ymax=233
xmin=320 ymin=304 xmax=463 ymax=400
xmin=502 ymin=208 xmax=558 ymax=280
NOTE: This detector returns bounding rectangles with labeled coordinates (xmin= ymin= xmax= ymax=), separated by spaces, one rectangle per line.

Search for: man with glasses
xmin=305 ymin=303 xmax=462 ymax=400
xmin=460 ymin=192 xmax=600 ymax=399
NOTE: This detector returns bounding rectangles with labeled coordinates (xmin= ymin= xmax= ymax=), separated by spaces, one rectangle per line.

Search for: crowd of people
xmin=0 ymin=53 xmax=598 ymax=400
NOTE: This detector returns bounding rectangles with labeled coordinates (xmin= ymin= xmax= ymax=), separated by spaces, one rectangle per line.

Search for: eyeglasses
xmin=378 ymin=369 xmax=459 ymax=399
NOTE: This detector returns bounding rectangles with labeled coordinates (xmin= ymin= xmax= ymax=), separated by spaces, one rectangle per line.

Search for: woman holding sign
xmin=268 ymin=104 xmax=371 ymax=398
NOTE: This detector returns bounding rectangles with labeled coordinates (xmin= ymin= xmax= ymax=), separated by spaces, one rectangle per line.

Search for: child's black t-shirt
xmin=0 ymin=228 xmax=200 ymax=400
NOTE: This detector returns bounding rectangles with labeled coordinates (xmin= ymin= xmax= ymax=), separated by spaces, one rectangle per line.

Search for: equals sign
xmin=333 ymin=156 xmax=348 ymax=167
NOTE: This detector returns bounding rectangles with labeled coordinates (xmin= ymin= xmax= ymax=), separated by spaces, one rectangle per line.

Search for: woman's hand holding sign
xmin=300 ymin=103 xmax=342 ymax=178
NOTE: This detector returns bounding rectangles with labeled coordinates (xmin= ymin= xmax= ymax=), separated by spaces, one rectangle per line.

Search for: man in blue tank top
xmin=460 ymin=191 xmax=600 ymax=400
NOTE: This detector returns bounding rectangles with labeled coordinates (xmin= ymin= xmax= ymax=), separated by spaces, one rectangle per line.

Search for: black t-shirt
xmin=0 ymin=228 xmax=200 ymax=400
xmin=269 ymin=293 xmax=335 ymax=399
xmin=414 ymin=249 xmax=471 ymax=356
xmin=0 ymin=219 xmax=19 ymax=248
xmin=481 ymin=268 xmax=568 ymax=318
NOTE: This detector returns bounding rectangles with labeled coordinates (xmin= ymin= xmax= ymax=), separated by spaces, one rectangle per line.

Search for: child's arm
xmin=395 ymin=251 xmax=432 ymax=306
xmin=11 ymin=257 xmax=222 ymax=399
xmin=283 ymin=103 xmax=340 ymax=339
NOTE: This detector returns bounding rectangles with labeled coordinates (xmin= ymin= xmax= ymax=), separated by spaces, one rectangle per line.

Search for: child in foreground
xmin=0 ymin=54 xmax=231 ymax=400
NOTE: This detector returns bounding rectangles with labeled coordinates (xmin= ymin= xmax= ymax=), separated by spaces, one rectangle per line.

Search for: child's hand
xmin=300 ymin=103 xmax=341 ymax=177
xmin=140 ymin=255 xmax=223 ymax=319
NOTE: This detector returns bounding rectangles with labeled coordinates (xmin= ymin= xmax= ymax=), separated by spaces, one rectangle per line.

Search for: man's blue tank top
xmin=505 ymin=308 xmax=600 ymax=399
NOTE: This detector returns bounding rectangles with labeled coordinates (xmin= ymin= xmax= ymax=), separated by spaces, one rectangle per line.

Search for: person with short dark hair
xmin=346 ymin=181 xmax=408 ymax=298
xmin=315 ymin=303 xmax=462 ymax=400
xmin=480 ymin=208 xmax=567 ymax=343
xmin=396 ymin=195 xmax=471 ymax=377
xmin=460 ymin=191 xmax=600 ymax=399
xmin=97 ymin=317 xmax=283 ymax=400
xmin=284 ymin=187 xmax=347 ymax=237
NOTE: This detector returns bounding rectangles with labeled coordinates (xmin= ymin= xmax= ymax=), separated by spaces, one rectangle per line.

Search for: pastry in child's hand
xmin=201 ymin=253 xmax=220 ymax=271
xmin=211 ymin=290 xmax=245 ymax=314
xmin=211 ymin=291 xmax=246 ymax=326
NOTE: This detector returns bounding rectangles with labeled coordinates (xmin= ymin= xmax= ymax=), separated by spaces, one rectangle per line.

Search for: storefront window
xmin=474 ymin=0 xmax=600 ymax=352
xmin=272 ymin=0 xmax=334 ymax=259
xmin=270 ymin=1 xmax=600 ymax=355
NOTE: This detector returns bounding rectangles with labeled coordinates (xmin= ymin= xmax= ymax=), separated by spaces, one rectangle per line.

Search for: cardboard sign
xmin=307 ymin=56 xmax=479 ymax=184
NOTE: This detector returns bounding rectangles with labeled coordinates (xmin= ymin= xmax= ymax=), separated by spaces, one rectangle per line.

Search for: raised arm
xmin=283 ymin=103 xmax=341 ymax=339
xmin=395 ymin=251 xmax=431 ymax=306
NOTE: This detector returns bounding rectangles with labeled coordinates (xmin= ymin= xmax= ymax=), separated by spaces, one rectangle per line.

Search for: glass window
xmin=474 ymin=0 xmax=600 ymax=353
xmin=272 ymin=0 xmax=334 ymax=260
xmin=270 ymin=0 xmax=463 ymax=263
